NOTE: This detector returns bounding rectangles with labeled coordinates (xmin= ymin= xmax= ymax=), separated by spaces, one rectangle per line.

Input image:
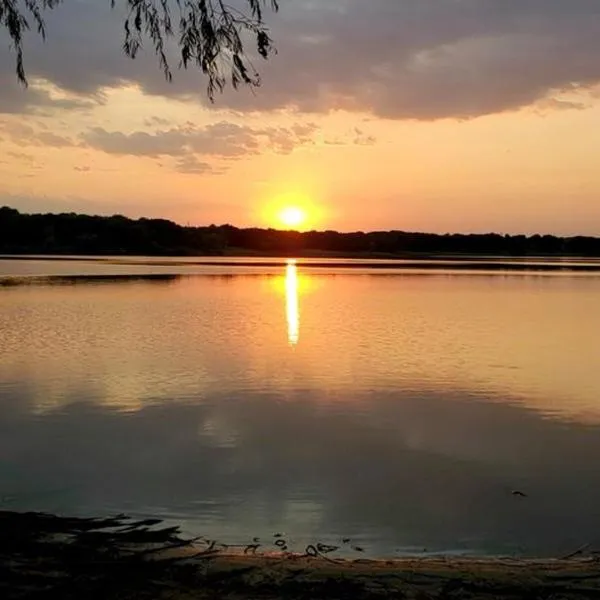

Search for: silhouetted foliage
xmin=1 ymin=206 xmax=599 ymax=257
xmin=1 ymin=0 xmax=278 ymax=98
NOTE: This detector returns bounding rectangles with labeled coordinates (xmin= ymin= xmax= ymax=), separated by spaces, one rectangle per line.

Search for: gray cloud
xmin=36 ymin=131 xmax=76 ymax=147
xmin=0 ymin=74 xmax=98 ymax=115
xmin=322 ymin=126 xmax=377 ymax=146
xmin=1 ymin=0 xmax=600 ymax=119
xmin=7 ymin=151 xmax=37 ymax=162
xmin=82 ymin=121 xmax=318 ymax=158
xmin=353 ymin=128 xmax=376 ymax=146
xmin=174 ymin=156 xmax=213 ymax=174
xmin=84 ymin=128 xmax=189 ymax=158
xmin=4 ymin=150 xmax=42 ymax=172
xmin=223 ymin=0 xmax=600 ymax=119
xmin=144 ymin=116 xmax=171 ymax=127
xmin=0 ymin=120 xmax=76 ymax=147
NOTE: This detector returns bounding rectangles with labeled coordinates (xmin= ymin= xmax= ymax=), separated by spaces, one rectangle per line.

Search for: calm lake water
xmin=1 ymin=256 xmax=599 ymax=557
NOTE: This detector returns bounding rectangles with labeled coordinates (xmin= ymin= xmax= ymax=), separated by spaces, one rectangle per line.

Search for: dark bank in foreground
xmin=3 ymin=511 xmax=600 ymax=600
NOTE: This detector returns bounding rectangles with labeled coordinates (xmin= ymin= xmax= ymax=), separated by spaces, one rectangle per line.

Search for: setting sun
xmin=259 ymin=188 xmax=326 ymax=232
xmin=278 ymin=206 xmax=307 ymax=229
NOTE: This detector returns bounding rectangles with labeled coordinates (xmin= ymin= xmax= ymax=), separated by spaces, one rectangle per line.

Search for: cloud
xmin=0 ymin=74 xmax=98 ymax=115
xmin=1 ymin=0 xmax=600 ymax=119
xmin=0 ymin=120 xmax=76 ymax=147
xmin=174 ymin=156 xmax=212 ymax=174
xmin=322 ymin=127 xmax=377 ymax=147
xmin=220 ymin=0 xmax=600 ymax=120
xmin=534 ymin=97 xmax=589 ymax=113
xmin=144 ymin=116 xmax=171 ymax=127
xmin=36 ymin=131 xmax=76 ymax=147
xmin=4 ymin=150 xmax=42 ymax=171
xmin=7 ymin=151 xmax=37 ymax=162
xmin=83 ymin=128 xmax=187 ymax=158
xmin=81 ymin=121 xmax=319 ymax=158
xmin=353 ymin=128 xmax=376 ymax=146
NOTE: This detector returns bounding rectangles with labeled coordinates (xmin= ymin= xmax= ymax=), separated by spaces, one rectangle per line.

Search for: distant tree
xmin=3 ymin=206 xmax=600 ymax=257
xmin=0 ymin=0 xmax=278 ymax=98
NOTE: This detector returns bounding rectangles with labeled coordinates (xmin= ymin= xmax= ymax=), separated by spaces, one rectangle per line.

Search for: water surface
xmin=0 ymin=257 xmax=599 ymax=557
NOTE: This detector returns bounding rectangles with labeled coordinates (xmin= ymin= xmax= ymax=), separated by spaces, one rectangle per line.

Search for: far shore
xmin=3 ymin=250 xmax=600 ymax=261
xmin=2 ymin=252 xmax=600 ymax=273
xmin=3 ymin=510 xmax=600 ymax=599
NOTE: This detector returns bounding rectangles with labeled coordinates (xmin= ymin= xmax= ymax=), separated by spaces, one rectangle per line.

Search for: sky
xmin=1 ymin=0 xmax=600 ymax=235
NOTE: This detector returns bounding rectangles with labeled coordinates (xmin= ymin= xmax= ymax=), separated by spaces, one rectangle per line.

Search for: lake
xmin=1 ymin=256 xmax=599 ymax=558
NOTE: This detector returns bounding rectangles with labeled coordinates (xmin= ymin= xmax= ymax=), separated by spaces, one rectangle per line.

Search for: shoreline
xmin=2 ymin=253 xmax=600 ymax=274
xmin=2 ymin=251 xmax=600 ymax=262
xmin=3 ymin=510 xmax=600 ymax=599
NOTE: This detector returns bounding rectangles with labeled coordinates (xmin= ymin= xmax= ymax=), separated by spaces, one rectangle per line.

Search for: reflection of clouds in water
xmin=200 ymin=414 xmax=239 ymax=449
xmin=2 ymin=383 xmax=600 ymax=556
xmin=2 ymin=273 xmax=600 ymax=422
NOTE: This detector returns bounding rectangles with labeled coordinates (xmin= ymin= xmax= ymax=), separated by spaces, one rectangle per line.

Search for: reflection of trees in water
xmin=0 ymin=273 xmax=276 ymax=287
xmin=0 ymin=274 xmax=181 ymax=287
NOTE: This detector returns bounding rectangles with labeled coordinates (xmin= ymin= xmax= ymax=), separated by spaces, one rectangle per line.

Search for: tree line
xmin=1 ymin=206 xmax=599 ymax=257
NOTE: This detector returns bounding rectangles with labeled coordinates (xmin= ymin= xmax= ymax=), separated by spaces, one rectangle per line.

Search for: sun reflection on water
xmin=285 ymin=260 xmax=299 ymax=346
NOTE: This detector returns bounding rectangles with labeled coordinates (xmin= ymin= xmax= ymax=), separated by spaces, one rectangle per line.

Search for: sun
xmin=278 ymin=206 xmax=307 ymax=230
xmin=261 ymin=190 xmax=323 ymax=231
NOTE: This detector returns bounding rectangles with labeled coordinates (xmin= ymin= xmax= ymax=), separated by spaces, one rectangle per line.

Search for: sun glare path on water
xmin=285 ymin=261 xmax=299 ymax=346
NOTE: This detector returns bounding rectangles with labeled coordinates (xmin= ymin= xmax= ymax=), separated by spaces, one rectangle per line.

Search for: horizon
xmin=3 ymin=204 xmax=599 ymax=240
xmin=2 ymin=1 xmax=600 ymax=235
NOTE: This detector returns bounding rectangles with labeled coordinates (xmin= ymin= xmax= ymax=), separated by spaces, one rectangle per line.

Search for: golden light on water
xmin=285 ymin=261 xmax=299 ymax=346
xmin=270 ymin=261 xmax=318 ymax=345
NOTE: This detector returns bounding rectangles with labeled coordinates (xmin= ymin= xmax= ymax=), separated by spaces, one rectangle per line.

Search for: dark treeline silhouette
xmin=1 ymin=206 xmax=599 ymax=257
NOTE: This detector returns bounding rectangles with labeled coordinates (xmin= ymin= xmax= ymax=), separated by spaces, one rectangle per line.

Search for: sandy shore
xmin=3 ymin=510 xmax=600 ymax=599
xmin=183 ymin=553 xmax=600 ymax=599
